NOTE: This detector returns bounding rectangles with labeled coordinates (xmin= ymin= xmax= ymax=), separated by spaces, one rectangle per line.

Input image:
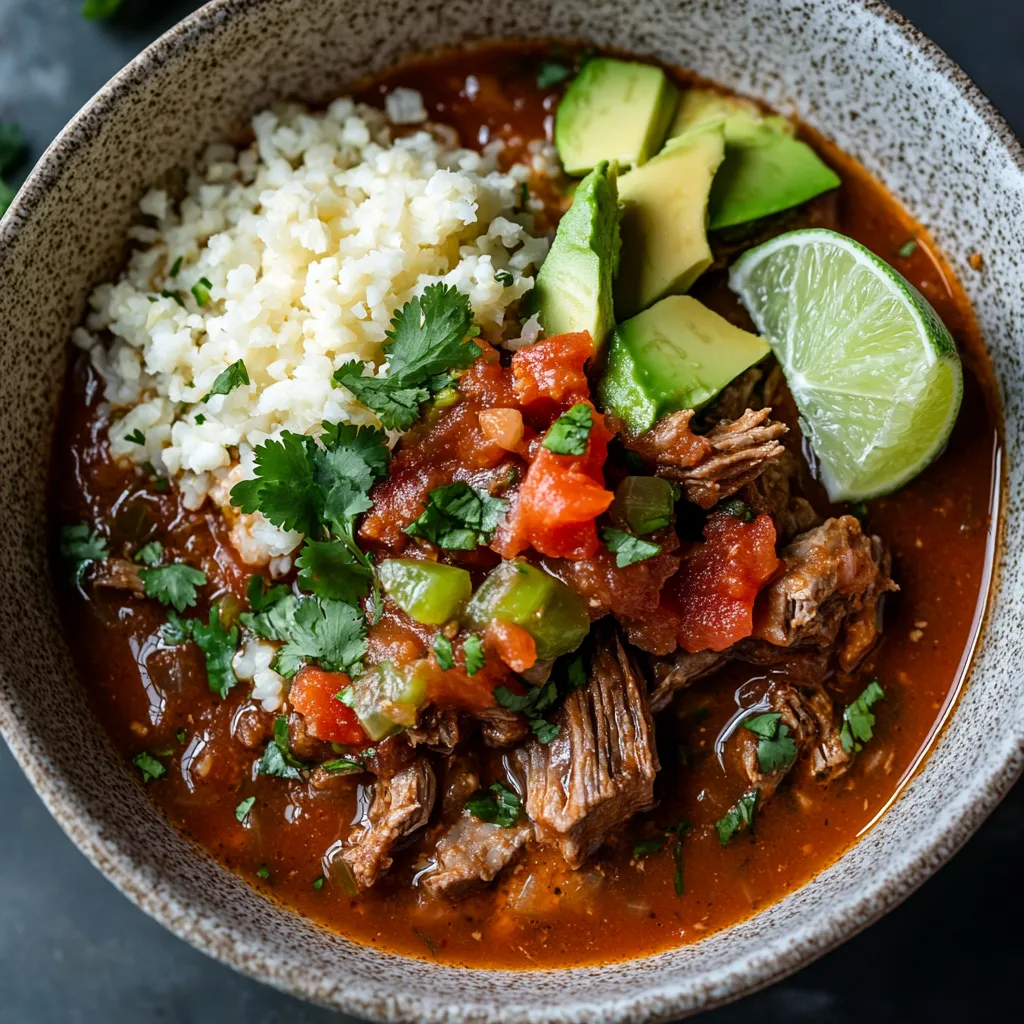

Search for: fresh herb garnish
xmin=537 ymin=61 xmax=571 ymax=89
xmin=235 ymin=796 xmax=256 ymax=823
xmin=161 ymin=288 xmax=186 ymax=308
xmin=256 ymin=865 xmax=271 ymax=880
xmin=849 ymin=501 xmax=868 ymax=521
xmin=463 ymin=634 xmax=485 ymax=677
xmin=169 ymin=255 xmax=183 ymax=277
xmin=275 ymin=597 xmax=368 ymax=678
xmin=333 ymin=283 xmax=481 ymax=431
xmin=194 ymin=413 xmax=206 ymax=425
xmin=191 ymin=276 xmax=213 ymax=307
xmin=669 ymin=822 xmax=692 ymax=896
xmin=541 ymin=402 xmax=593 ymax=456
xmin=493 ymin=654 xmax=585 ymax=744
xmin=191 ymin=604 xmax=239 ymax=698
xmin=632 ymin=836 xmax=666 ymax=857
xmin=433 ymin=633 xmax=455 ymax=670
xmin=716 ymin=790 xmax=760 ymax=846
xmin=138 ymin=562 xmax=207 ymax=612
xmin=320 ymin=755 xmax=367 ymax=775
xmin=81 ymin=0 xmax=124 ymax=19
xmin=839 ymin=680 xmax=886 ymax=753
xmin=495 ymin=269 xmax=514 ymax=287
xmin=296 ymin=538 xmax=373 ymax=602
xmin=312 ymin=877 xmax=325 ymax=890
xmin=134 ymin=540 xmax=163 ymax=566
xmin=414 ymin=928 xmax=437 ymax=956
xmin=602 ymin=527 xmax=662 ymax=568
xmin=124 ymin=428 xmax=146 ymax=445
xmin=898 ymin=238 xmax=919 ymax=259
xmin=742 ymin=712 xmax=798 ymax=774
xmin=404 ymin=481 xmax=507 ymax=550
xmin=247 ymin=574 xmax=291 ymax=613
xmin=719 ymin=498 xmax=756 ymax=522
xmin=59 ymin=522 xmax=108 ymax=583
xmin=257 ymin=716 xmax=304 ymax=779
xmin=161 ymin=610 xmax=193 ymax=646
xmin=200 ymin=359 xmax=248 ymax=403
xmin=176 ymin=728 xmax=187 ymax=744
xmin=465 ymin=781 xmax=521 ymax=828
xmin=132 ymin=751 xmax=165 ymax=783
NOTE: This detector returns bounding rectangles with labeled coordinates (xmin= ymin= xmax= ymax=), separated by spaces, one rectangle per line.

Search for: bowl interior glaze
xmin=0 ymin=1 xmax=1021 ymax=1021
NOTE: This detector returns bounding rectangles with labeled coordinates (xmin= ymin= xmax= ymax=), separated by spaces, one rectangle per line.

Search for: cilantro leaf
xmin=542 ymin=403 xmax=593 ymax=455
xmin=132 ymin=751 xmax=165 ymax=783
xmin=235 ymin=796 xmax=256 ymax=823
xmin=530 ymin=718 xmax=561 ymax=744
xmin=404 ymin=482 xmax=507 ymax=550
xmin=59 ymin=522 xmax=108 ymax=582
xmin=632 ymin=836 xmax=666 ymax=857
xmin=124 ymin=428 xmax=146 ymax=445
xmin=466 ymin=781 xmax=521 ymax=827
xmin=742 ymin=712 xmax=798 ymax=774
xmin=241 ymin=592 xmax=301 ymax=642
xmin=191 ymin=277 xmax=213 ymax=307
xmin=840 ymin=680 xmax=886 ymax=753
xmin=138 ymin=563 xmax=207 ymax=612
xmin=537 ymin=61 xmax=571 ymax=89
xmin=602 ymin=528 xmax=662 ymax=568
xmin=258 ymin=739 xmax=302 ymax=780
xmin=169 ymin=256 xmax=183 ymax=277
xmin=719 ymin=498 xmax=756 ymax=522
xmin=246 ymin=574 xmax=291 ymax=613
xmin=463 ymin=634 xmax=485 ymax=676
xmin=320 ymin=755 xmax=369 ymax=775
xmin=134 ymin=540 xmax=163 ymax=566
xmin=191 ymin=604 xmax=239 ymax=699
xmin=433 ymin=633 xmax=455 ymax=670
xmin=296 ymin=539 xmax=372 ymax=602
xmin=230 ymin=431 xmax=320 ymax=535
xmin=333 ymin=284 xmax=480 ymax=431
xmin=716 ymin=789 xmax=760 ymax=846
xmin=201 ymin=359 xmax=248 ymax=402
xmin=82 ymin=0 xmax=124 ymax=19
xmin=668 ymin=820 xmax=693 ymax=896
xmin=276 ymin=597 xmax=368 ymax=678
xmin=493 ymin=654 xmax=586 ymax=744
xmin=161 ymin=610 xmax=193 ymax=646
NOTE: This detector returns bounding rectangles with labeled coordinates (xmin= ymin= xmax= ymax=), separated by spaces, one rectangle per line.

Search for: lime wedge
xmin=728 ymin=228 xmax=963 ymax=502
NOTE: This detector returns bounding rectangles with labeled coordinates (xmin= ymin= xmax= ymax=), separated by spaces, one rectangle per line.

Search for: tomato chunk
xmin=512 ymin=331 xmax=593 ymax=413
xmin=289 ymin=667 xmax=368 ymax=746
xmin=669 ymin=511 xmax=782 ymax=653
xmin=485 ymin=618 xmax=538 ymax=673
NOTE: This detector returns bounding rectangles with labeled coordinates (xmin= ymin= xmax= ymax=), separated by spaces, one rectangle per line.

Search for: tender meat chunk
xmin=515 ymin=632 xmax=659 ymax=868
xmin=476 ymin=705 xmax=530 ymax=747
xmin=419 ymin=813 xmax=531 ymax=899
xmin=231 ymin=701 xmax=275 ymax=750
xmin=648 ymin=650 xmax=725 ymax=713
xmin=440 ymin=753 xmax=481 ymax=821
xmin=286 ymin=711 xmax=335 ymax=763
xmin=741 ymin=448 xmax=821 ymax=542
xmin=701 ymin=367 xmax=764 ymax=425
xmin=627 ymin=409 xmax=787 ymax=509
xmin=341 ymin=757 xmax=436 ymax=890
xmin=730 ymin=683 xmax=852 ymax=801
xmin=408 ymin=707 xmax=461 ymax=754
xmin=754 ymin=516 xmax=898 ymax=670
xmin=91 ymin=557 xmax=144 ymax=595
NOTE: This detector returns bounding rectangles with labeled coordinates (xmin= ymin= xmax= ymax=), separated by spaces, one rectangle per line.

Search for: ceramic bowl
xmin=0 ymin=1 xmax=1021 ymax=1020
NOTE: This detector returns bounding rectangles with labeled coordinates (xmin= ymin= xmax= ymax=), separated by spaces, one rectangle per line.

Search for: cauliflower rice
xmin=76 ymin=91 xmax=555 ymax=570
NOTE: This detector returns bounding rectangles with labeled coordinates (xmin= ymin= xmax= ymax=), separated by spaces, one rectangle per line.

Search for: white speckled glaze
xmin=0 ymin=1 xmax=1020 ymax=1020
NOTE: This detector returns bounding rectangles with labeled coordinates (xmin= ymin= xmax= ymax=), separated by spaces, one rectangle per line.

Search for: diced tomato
xmin=668 ymin=511 xmax=782 ymax=653
xmin=485 ymin=618 xmax=538 ymax=673
xmin=512 ymin=331 xmax=593 ymax=415
xmin=424 ymin=646 xmax=512 ymax=712
xmin=289 ymin=667 xmax=369 ymax=746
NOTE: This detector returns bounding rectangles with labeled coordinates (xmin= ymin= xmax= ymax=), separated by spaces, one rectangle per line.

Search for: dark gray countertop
xmin=1 ymin=1 xmax=1022 ymax=1021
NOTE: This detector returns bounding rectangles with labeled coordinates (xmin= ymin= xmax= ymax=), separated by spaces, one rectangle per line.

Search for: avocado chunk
xmin=534 ymin=161 xmax=620 ymax=349
xmin=614 ymin=122 xmax=726 ymax=320
xmin=555 ymin=58 xmax=679 ymax=176
xmin=598 ymin=294 xmax=770 ymax=434
xmin=670 ymin=88 xmax=841 ymax=230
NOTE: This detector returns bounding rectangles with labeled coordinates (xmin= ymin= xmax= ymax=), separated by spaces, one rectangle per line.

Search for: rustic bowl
xmin=0 ymin=0 xmax=1020 ymax=1020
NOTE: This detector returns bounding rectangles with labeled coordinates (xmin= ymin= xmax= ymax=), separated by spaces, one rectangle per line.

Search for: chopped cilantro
xmin=246 ymin=574 xmax=291 ymax=613
xmin=124 ymin=428 xmax=146 ymax=445
xmin=898 ymin=238 xmax=919 ymax=259
xmin=495 ymin=269 xmax=514 ymax=287
xmin=312 ymin=877 xmax=325 ymax=890
xmin=433 ymin=633 xmax=455 ymax=670
xmin=668 ymin=821 xmax=692 ymax=896
xmin=320 ymin=755 xmax=367 ymax=775
xmin=274 ymin=597 xmax=368 ymax=678
xmin=194 ymin=413 xmax=206 ymax=425
xmin=161 ymin=610 xmax=193 ymax=646
xmin=743 ymin=712 xmax=798 ymax=774
xmin=465 ymin=781 xmax=521 ymax=827
xmin=169 ymin=255 xmax=183 ymax=277
xmin=257 ymin=717 xmax=304 ymax=779
xmin=493 ymin=654 xmax=585 ymax=744
xmin=256 ymin=865 xmax=271 ymax=880
xmin=463 ymin=634 xmax=485 ymax=677
xmin=632 ymin=836 xmax=666 ymax=857
xmin=404 ymin=482 xmax=507 ymax=550
xmin=414 ymin=928 xmax=437 ymax=956
xmin=191 ymin=604 xmax=239 ymax=698
xmin=240 ymin=587 xmax=301 ymax=642
xmin=235 ymin=796 xmax=256 ymax=823
xmin=191 ymin=276 xmax=213 ymax=307
xmin=296 ymin=538 xmax=372 ymax=602
xmin=134 ymin=540 xmax=163 ymax=566
xmin=132 ymin=751 xmax=165 ymax=783
xmin=849 ymin=501 xmax=869 ymax=521
xmin=537 ymin=61 xmax=571 ymax=89
xmin=542 ymin=402 xmax=593 ymax=455
xmin=201 ymin=359 xmax=248 ymax=402
xmin=602 ymin=528 xmax=662 ymax=568
xmin=719 ymin=498 xmax=756 ymax=522
xmin=138 ymin=563 xmax=206 ymax=612
xmin=176 ymin=728 xmax=187 ymax=744
xmin=59 ymin=522 xmax=108 ymax=583
xmin=716 ymin=790 xmax=760 ymax=846
xmin=840 ymin=680 xmax=886 ymax=753
xmin=333 ymin=283 xmax=481 ymax=431
xmin=161 ymin=288 xmax=185 ymax=308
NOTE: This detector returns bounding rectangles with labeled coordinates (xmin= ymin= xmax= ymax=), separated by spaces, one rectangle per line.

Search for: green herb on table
xmin=839 ymin=680 xmax=886 ymax=753
xmin=404 ymin=481 xmax=507 ymax=550
xmin=541 ymin=402 xmax=593 ymax=455
xmin=601 ymin=527 xmax=662 ymax=568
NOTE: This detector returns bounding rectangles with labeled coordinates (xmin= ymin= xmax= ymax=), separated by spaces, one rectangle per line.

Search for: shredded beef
xmin=476 ymin=705 xmax=530 ymax=747
xmin=701 ymin=367 xmax=764 ymax=425
xmin=649 ymin=649 xmax=725 ymax=712
xmin=407 ymin=706 xmax=462 ymax=754
xmin=91 ymin=557 xmax=145 ymax=595
xmin=515 ymin=631 xmax=659 ymax=868
xmin=753 ymin=515 xmax=897 ymax=670
xmin=741 ymin=448 xmax=821 ymax=542
xmin=341 ymin=757 xmax=436 ymax=890
xmin=419 ymin=813 xmax=531 ymax=898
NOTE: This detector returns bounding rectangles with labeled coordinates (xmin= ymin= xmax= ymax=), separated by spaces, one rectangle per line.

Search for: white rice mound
xmin=76 ymin=93 xmax=556 ymax=570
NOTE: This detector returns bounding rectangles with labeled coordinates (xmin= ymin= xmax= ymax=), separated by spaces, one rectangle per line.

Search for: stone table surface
xmin=1 ymin=0 xmax=1022 ymax=1021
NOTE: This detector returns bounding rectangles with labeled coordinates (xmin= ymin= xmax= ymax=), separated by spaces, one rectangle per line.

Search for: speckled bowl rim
xmin=0 ymin=1 xmax=1019 ymax=1021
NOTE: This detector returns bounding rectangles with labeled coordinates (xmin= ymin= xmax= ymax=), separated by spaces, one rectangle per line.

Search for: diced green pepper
xmin=344 ymin=660 xmax=429 ymax=741
xmin=609 ymin=476 xmax=677 ymax=535
xmin=463 ymin=559 xmax=590 ymax=661
xmin=378 ymin=558 xmax=472 ymax=626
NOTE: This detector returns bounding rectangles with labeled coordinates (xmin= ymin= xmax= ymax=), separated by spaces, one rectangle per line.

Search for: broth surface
xmin=49 ymin=44 xmax=1001 ymax=968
